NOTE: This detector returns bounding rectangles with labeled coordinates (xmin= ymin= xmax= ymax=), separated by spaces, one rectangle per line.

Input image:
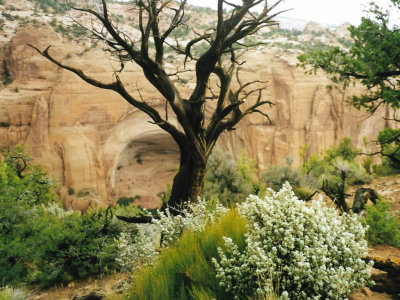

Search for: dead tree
xmin=30 ymin=0 xmax=287 ymax=212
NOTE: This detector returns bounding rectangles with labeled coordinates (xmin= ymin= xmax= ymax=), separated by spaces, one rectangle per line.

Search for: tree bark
xmin=166 ymin=147 xmax=206 ymax=213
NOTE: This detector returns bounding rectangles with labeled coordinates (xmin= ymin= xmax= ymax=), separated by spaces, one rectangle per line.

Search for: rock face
xmin=0 ymin=22 xmax=395 ymax=209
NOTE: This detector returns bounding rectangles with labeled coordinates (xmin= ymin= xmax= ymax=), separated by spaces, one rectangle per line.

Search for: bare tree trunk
xmin=166 ymin=149 xmax=206 ymax=212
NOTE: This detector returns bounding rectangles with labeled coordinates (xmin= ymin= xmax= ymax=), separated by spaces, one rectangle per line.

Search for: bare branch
xmin=29 ymin=44 xmax=186 ymax=148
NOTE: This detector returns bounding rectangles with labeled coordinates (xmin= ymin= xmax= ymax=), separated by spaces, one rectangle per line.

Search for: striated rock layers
xmin=0 ymin=24 xmax=393 ymax=209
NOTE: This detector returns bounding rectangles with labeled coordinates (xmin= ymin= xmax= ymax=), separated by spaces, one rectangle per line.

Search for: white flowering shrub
xmin=116 ymin=199 xmax=227 ymax=270
xmin=41 ymin=202 xmax=74 ymax=218
xmin=116 ymin=225 xmax=159 ymax=272
xmin=153 ymin=198 xmax=227 ymax=248
xmin=212 ymin=183 xmax=373 ymax=300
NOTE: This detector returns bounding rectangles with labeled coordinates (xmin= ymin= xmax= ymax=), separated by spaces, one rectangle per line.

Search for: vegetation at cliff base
xmin=0 ymin=146 xmax=124 ymax=288
xmin=129 ymin=184 xmax=372 ymax=300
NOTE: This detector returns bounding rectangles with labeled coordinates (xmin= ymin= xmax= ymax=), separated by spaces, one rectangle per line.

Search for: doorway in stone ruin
xmin=113 ymin=132 xmax=180 ymax=208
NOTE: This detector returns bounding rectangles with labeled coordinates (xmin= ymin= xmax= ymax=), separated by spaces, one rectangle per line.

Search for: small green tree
xmin=298 ymin=0 xmax=400 ymax=170
xmin=302 ymin=138 xmax=371 ymax=212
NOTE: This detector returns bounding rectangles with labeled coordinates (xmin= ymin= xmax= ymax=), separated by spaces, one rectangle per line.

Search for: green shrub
xmin=363 ymin=199 xmax=400 ymax=247
xmin=203 ymin=151 xmax=256 ymax=206
xmin=30 ymin=0 xmax=70 ymax=14
xmin=0 ymin=146 xmax=122 ymax=287
xmin=373 ymin=163 xmax=399 ymax=176
xmin=362 ymin=156 xmax=373 ymax=174
xmin=292 ymin=186 xmax=316 ymax=200
xmin=0 ymin=204 xmax=122 ymax=287
xmin=76 ymin=188 xmax=94 ymax=197
xmin=67 ymin=186 xmax=74 ymax=195
xmin=261 ymin=156 xmax=303 ymax=191
xmin=129 ymin=210 xmax=247 ymax=300
xmin=325 ymin=137 xmax=358 ymax=162
xmin=301 ymin=139 xmax=371 ymax=211
xmin=1 ymin=76 xmax=12 ymax=85
xmin=117 ymin=195 xmax=139 ymax=206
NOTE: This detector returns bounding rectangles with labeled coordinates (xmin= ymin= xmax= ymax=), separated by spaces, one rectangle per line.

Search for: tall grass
xmin=129 ymin=210 xmax=247 ymax=300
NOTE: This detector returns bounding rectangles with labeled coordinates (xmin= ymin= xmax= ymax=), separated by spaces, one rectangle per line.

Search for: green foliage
xmin=372 ymin=163 xmax=399 ymax=176
xmin=301 ymin=138 xmax=371 ymax=211
xmin=363 ymin=199 xmax=400 ymax=247
xmin=134 ymin=153 xmax=142 ymax=164
xmin=362 ymin=156 xmax=373 ymax=175
xmin=0 ymin=146 xmax=122 ymax=288
xmin=116 ymin=195 xmax=140 ymax=207
xmin=129 ymin=210 xmax=247 ymax=300
xmin=203 ymin=151 xmax=258 ymax=206
xmin=1 ymin=76 xmax=12 ymax=85
xmin=261 ymin=156 xmax=303 ymax=191
xmin=30 ymin=0 xmax=71 ymax=14
xmin=377 ymin=128 xmax=400 ymax=171
xmin=0 ymin=204 xmax=122 ymax=287
xmin=325 ymin=137 xmax=358 ymax=162
xmin=76 ymin=188 xmax=94 ymax=197
xmin=67 ymin=186 xmax=74 ymax=195
xmin=172 ymin=24 xmax=190 ymax=38
xmin=1 ymin=145 xmax=59 ymax=206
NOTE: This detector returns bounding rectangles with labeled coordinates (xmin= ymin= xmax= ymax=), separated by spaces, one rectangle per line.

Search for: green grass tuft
xmin=129 ymin=209 xmax=247 ymax=300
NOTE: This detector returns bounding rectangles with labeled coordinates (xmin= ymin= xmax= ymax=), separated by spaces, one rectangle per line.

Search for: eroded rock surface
xmin=0 ymin=16 xmax=397 ymax=209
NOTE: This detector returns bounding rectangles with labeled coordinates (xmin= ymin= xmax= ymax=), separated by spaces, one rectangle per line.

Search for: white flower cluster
xmin=116 ymin=199 xmax=226 ymax=270
xmin=41 ymin=202 xmax=74 ymax=218
xmin=153 ymin=198 xmax=227 ymax=248
xmin=115 ymin=225 xmax=159 ymax=272
xmin=212 ymin=183 xmax=373 ymax=300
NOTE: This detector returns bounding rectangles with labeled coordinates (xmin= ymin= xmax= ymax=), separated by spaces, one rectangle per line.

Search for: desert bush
xmin=114 ymin=198 xmax=226 ymax=272
xmin=0 ymin=146 xmax=122 ymax=287
xmin=203 ymin=150 xmax=257 ymax=206
xmin=324 ymin=137 xmax=358 ymax=162
xmin=261 ymin=156 xmax=303 ymax=191
xmin=30 ymin=0 xmax=70 ymax=14
xmin=115 ymin=225 xmax=158 ymax=272
xmin=363 ymin=199 xmax=400 ymax=247
xmin=76 ymin=188 xmax=94 ymax=197
xmin=301 ymin=139 xmax=371 ymax=211
xmin=213 ymin=183 xmax=372 ymax=299
xmin=0 ymin=204 xmax=122 ymax=287
xmin=129 ymin=210 xmax=247 ymax=300
xmin=153 ymin=198 xmax=227 ymax=248
xmin=372 ymin=163 xmax=399 ymax=176
xmin=67 ymin=186 xmax=74 ymax=195
xmin=32 ymin=208 xmax=121 ymax=287
xmin=117 ymin=195 xmax=139 ymax=206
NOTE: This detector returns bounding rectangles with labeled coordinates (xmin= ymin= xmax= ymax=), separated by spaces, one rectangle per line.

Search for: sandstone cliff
xmin=0 ymin=1 xmax=396 ymax=209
